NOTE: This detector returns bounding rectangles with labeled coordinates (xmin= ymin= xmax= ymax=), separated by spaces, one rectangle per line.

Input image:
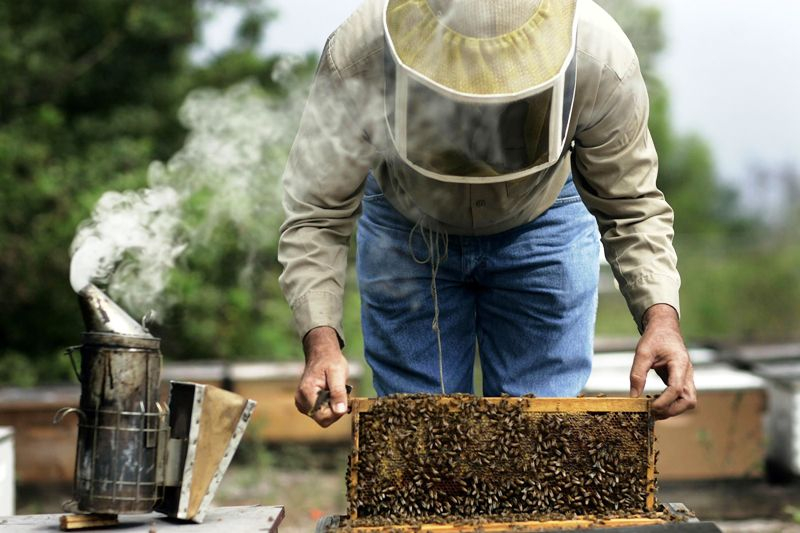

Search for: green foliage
xmin=593 ymin=1 xmax=800 ymax=341
xmin=599 ymin=0 xmax=755 ymax=239
xmin=1 ymin=0 xmax=797 ymax=389
xmin=0 ymin=1 xmax=201 ymax=383
xmin=678 ymin=236 xmax=800 ymax=342
xmin=0 ymin=1 xmax=313 ymax=384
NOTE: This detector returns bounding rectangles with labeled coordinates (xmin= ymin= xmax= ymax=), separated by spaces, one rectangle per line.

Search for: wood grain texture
xmin=349 ymin=397 xmax=651 ymax=414
xmin=332 ymin=517 xmax=667 ymax=532
xmin=59 ymin=513 xmax=118 ymax=531
xmin=5 ymin=506 xmax=284 ymax=532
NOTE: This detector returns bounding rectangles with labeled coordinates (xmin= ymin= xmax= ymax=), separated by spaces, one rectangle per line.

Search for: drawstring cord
xmin=408 ymin=220 xmax=449 ymax=395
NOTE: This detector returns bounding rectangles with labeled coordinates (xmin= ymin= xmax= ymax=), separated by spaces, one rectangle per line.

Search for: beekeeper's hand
xmin=629 ymin=304 xmax=697 ymax=420
xmin=296 ymin=326 xmax=350 ymax=427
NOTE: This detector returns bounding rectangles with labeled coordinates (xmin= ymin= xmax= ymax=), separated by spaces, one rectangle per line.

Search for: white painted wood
xmin=585 ymin=362 xmax=765 ymax=394
xmin=762 ymin=376 xmax=800 ymax=476
xmin=0 ymin=427 xmax=13 ymax=516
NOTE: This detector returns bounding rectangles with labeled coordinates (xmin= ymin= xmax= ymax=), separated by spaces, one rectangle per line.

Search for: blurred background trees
xmin=0 ymin=0 xmax=317 ymax=384
xmin=596 ymin=0 xmax=800 ymax=342
xmin=0 ymin=0 xmax=797 ymax=386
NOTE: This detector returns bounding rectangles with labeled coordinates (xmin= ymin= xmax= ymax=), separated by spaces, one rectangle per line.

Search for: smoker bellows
xmin=54 ymin=284 xmax=256 ymax=523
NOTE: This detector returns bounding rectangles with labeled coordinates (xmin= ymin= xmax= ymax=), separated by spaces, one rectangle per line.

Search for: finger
xmin=311 ymin=404 xmax=337 ymax=428
xmin=662 ymin=370 xmax=697 ymax=420
xmin=651 ymin=383 xmax=681 ymax=417
xmin=296 ymin=381 xmax=322 ymax=415
xmin=661 ymin=395 xmax=697 ymax=419
xmin=629 ymin=353 xmax=652 ymax=397
xmin=298 ymin=390 xmax=337 ymax=428
xmin=327 ymin=365 xmax=349 ymax=415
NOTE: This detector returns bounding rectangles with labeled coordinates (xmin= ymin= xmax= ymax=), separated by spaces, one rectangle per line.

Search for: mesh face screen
xmin=347 ymin=395 xmax=654 ymax=523
xmin=403 ymin=83 xmax=553 ymax=177
xmin=383 ymin=45 xmax=577 ymax=180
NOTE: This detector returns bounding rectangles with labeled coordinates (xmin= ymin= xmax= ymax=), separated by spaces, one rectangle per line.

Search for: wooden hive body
xmin=345 ymin=396 xmax=657 ymax=529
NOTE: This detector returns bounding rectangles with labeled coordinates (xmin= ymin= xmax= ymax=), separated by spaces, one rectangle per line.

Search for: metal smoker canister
xmin=57 ymin=285 xmax=168 ymax=514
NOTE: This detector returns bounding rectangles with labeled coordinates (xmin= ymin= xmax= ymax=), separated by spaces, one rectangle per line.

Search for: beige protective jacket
xmin=278 ymin=0 xmax=680 ymax=344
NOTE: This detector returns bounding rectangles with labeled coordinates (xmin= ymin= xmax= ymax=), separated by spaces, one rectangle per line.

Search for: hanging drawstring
xmin=408 ymin=220 xmax=449 ymax=395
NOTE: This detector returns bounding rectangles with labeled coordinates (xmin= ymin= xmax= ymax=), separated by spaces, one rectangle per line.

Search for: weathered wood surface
xmin=319 ymin=504 xmax=712 ymax=533
xmin=321 ymin=516 xmax=669 ymax=532
xmin=0 ymin=385 xmax=79 ymax=484
xmin=0 ymin=505 xmax=284 ymax=532
xmin=724 ymin=343 xmax=800 ymax=364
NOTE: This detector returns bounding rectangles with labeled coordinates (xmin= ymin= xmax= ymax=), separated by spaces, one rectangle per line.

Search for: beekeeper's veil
xmin=383 ymin=0 xmax=579 ymax=183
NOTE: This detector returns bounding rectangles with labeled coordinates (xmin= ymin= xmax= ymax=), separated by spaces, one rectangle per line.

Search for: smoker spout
xmin=78 ymin=283 xmax=151 ymax=337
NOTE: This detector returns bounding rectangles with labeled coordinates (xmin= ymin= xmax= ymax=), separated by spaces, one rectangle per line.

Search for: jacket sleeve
xmin=572 ymin=56 xmax=681 ymax=332
xmin=277 ymin=39 xmax=376 ymax=345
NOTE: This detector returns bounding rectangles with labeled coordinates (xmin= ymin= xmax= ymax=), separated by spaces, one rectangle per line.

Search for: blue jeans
xmin=356 ymin=173 xmax=599 ymax=397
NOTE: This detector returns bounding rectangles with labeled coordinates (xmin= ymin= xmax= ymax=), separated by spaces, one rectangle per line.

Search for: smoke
xmin=70 ymin=62 xmax=308 ymax=320
xmin=69 ymin=187 xmax=185 ymax=314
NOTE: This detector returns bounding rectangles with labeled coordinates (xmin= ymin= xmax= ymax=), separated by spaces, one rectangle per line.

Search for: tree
xmin=598 ymin=0 xmax=753 ymax=239
xmin=595 ymin=1 xmax=800 ymax=342
xmin=0 ymin=1 xmax=314 ymax=384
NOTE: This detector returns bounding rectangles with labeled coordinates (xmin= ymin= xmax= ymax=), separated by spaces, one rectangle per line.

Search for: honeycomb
xmin=346 ymin=394 xmax=655 ymax=524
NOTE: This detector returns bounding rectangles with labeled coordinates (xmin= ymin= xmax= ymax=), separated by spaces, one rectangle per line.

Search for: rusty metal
xmin=56 ymin=284 xmax=256 ymax=521
xmin=57 ymin=285 xmax=168 ymax=515
xmin=61 ymin=332 xmax=168 ymax=514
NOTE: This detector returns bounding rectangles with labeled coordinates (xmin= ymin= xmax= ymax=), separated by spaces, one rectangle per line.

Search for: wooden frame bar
xmin=336 ymin=516 xmax=667 ymax=532
xmin=350 ymin=396 xmax=651 ymax=414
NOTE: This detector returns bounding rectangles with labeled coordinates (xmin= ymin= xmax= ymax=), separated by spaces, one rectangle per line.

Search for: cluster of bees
xmin=346 ymin=394 xmax=655 ymax=526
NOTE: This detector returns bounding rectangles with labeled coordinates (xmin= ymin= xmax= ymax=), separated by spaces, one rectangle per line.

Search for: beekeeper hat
xmin=383 ymin=0 xmax=579 ymax=184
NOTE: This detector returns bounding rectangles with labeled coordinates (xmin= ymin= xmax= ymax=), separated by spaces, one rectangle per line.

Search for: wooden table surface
xmin=0 ymin=505 xmax=285 ymax=532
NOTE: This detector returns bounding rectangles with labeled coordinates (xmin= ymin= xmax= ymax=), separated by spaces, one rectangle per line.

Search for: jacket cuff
xmin=290 ymin=291 xmax=346 ymax=347
xmin=620 ymin=274 xmax=681 ymax=334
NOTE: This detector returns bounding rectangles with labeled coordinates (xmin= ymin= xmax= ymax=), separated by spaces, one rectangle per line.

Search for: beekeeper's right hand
xmin=295 ymin=326 xmax=350 ymax=427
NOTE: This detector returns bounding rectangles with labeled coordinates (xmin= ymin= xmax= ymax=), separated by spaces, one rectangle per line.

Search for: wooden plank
xmin=236 ymin=379 xmax=354 ymax=443
xmin=655 ymin=390 xmax=766 ymax=481
xmin=350 ymin=396 xmax=650 ymax=414
xmin=59 ymin=513 xmax=119 ymax=530
xmin=334 ymin=517 xmax=668 ymax=532
xmin=4 ymin=506 xmax=284 ymax=532
xmin=731 ymin=342 xmax=800 ymax=363
xmin=646 ymin=415 xmax=657 ymax=510
xmin=348 ymin=405 xmax=361 ymax=521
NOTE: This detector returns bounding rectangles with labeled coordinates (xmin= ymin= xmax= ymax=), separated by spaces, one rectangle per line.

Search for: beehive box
xmin=340 ymin=395 xmax=660 ymax=531
xmin=753 ymin=362 xmax=800 ymax=477
xmin=586 ymin=354 xmax=766 ymax=480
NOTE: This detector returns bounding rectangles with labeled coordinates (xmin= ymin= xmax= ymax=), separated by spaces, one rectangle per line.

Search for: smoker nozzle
xmin=78 ymin=283 xmax=152 ymax=337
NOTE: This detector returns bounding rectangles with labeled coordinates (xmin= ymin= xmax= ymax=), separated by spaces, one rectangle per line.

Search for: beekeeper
xmin=278 ymin=0 xmax=696 ymax=426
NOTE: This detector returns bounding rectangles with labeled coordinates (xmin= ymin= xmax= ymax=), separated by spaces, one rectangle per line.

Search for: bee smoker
xmin=55 ymin=284 xmax=256 ymax=523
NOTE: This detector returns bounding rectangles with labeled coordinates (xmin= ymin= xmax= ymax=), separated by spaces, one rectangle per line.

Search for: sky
xmin=198 ymin=0 xmax=800 ymax=192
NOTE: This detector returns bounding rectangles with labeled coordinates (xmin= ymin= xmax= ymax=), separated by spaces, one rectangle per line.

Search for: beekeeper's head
xmin=384 ymin=0 xmax=578 ymax=184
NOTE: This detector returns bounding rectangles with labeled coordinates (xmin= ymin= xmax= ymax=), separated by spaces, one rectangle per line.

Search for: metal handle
xmin=53 ymin=407 xmax=86 ymax=425
xmin=64 ymin=345 xmax=83 ymax=384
